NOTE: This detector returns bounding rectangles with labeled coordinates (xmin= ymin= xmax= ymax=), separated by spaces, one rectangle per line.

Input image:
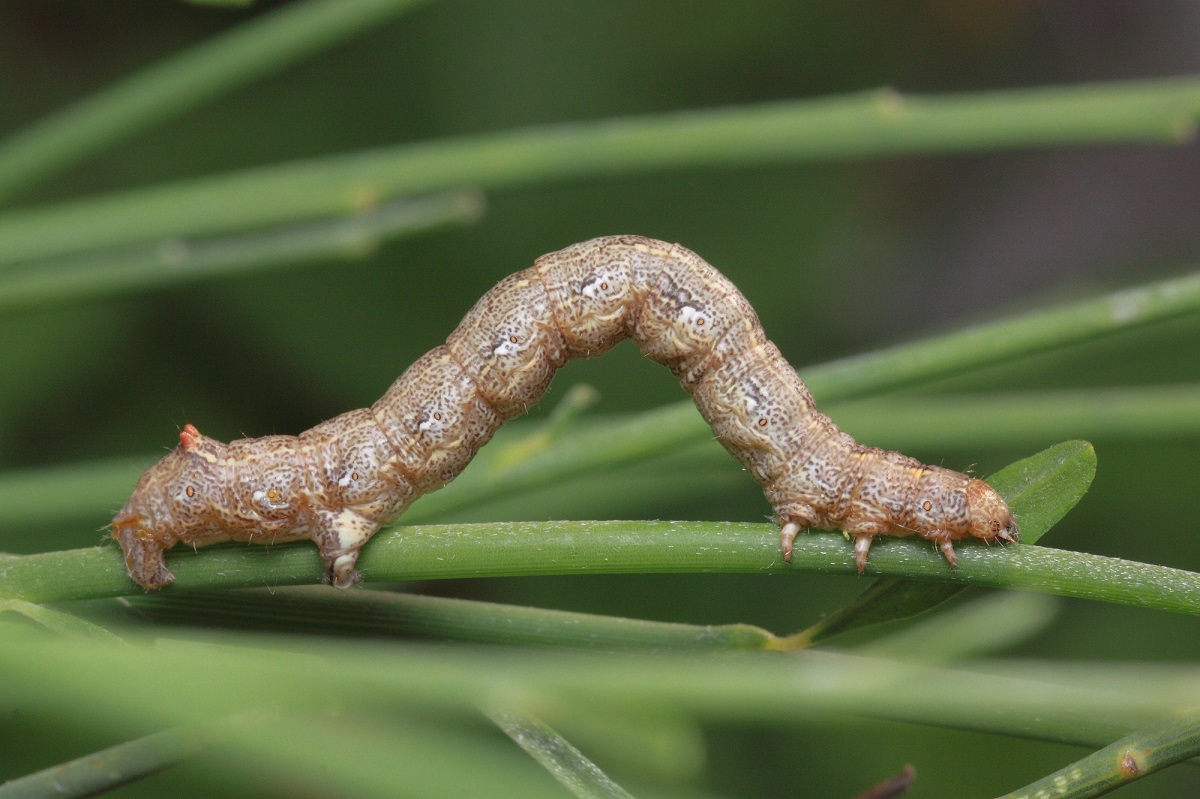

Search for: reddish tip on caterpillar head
xmin=179 ymin=423 xmax=200 ymax=449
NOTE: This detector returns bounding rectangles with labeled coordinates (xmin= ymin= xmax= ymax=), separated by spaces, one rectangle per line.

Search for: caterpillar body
xmin=113 ymin=236 xmax=1018 ymax=590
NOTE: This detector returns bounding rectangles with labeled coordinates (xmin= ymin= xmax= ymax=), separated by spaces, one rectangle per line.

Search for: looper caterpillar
xmin=113 ymin=236 xmax=1018 ymax=589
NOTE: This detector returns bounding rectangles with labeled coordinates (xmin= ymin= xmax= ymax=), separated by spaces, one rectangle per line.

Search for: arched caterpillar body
xmin=113 ymin=236 xmax=1018 ymax=590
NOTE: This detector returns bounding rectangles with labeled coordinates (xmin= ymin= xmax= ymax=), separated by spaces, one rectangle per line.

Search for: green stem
xmin=0 ymin=727 xmax=205 ymax=799
xmin=0 ymin=0 xmax=438 ymax=202
xmin=126 ymin=586 xmax=776 ymax=650
xmin=1 ymin=76 xmax=1198 ymax=264
xmin=0 ymin=190 xmax=483 ymax=313
xmin=803 ymin=270 xmax=1200 ymax=400
xmin=485 ymin=708 xmax=638 ymax=799
xmin=4 ymin=522 xmax=1199 ymax=616
xmin=996 ymin=709 xmax=1200 ymax=799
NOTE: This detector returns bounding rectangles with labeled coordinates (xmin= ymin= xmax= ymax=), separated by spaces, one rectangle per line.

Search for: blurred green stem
xmin=0 ymin=0 xmax=438 ymax=202
xmin=0 ymin=726 xmax=205 ymax=799
xmin=1 ymin=76 xmax=1198 ymax=264
xmin=3 ymin=632 xmax=1195 ymax=753
xmin=996 ymin=709 xmax=1200 ymax=799
xmin=126 ymin=586 xmax=777 ymax=650
xmin=0 ymin=190 xmax=483 ymax=313
xmin=486 ymin=707 xmax=638 ymax=799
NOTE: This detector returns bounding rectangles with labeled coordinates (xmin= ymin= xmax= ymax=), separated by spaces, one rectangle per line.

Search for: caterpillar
xmin=112 ymin=235 xmax=1018 ymax=590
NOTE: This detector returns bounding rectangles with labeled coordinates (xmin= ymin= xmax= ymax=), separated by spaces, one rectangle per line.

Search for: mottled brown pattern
xmin=112 ymin=236 xmax=1018 ymax=590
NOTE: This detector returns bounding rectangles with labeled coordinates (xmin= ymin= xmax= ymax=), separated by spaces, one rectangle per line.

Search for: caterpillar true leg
xmin=113 ymin=236 xmax=1018 ymax=590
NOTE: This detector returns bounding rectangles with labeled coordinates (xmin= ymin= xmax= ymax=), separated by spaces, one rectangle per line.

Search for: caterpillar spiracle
xmin=113 ymin=236 xmax=1018 ymax=590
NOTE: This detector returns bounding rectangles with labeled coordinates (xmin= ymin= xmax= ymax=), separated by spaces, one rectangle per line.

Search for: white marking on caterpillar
xmin=112 ymin=236 xmax=1018 ymax=590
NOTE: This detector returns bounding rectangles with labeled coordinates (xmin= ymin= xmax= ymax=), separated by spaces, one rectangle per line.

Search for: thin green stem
xmin=803 ymin=270 xmax=1200 ymax=400
xmin=0 ymin=190 xmax=483 ymax=312
xmin=220 ymin=711 xmax=571 ymax=799
xmin=0 ymin=0 xmax=438 ymax=201
xmin=485 ymin=708 xmax=638 ymax=799
xmin=122 ymin=583 xmax=1055 ymax=657
xmin=126 ymin=586 xmax=776 ymax=650
xmin=1 ymin=76 xmax=1198 ymax=264
xmin=0 ymin=726 xmax=205 ymax=799
xmin=0 ymin=599 xmax=126 ymax=643
xmin=997 ymin=709 xmax=1200 ymax=799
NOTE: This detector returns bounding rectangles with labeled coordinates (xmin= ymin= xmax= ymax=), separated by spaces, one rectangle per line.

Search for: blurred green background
xmin=1 ymin=1 xmax=1199 ymax=797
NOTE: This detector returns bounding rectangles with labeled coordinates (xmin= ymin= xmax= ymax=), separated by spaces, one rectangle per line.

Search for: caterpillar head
xmin=111 ymin=424 xmax=225 ymax=589
xmin=964 ymin=478 xmax=1019 ymax=545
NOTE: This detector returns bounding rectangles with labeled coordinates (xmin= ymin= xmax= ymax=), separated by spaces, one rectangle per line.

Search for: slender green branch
xmin=123 ymin=584 xmax=1054 ymax=656
xmin=0 ymin=0 xmax=438 ymax=201
xmin=0 ymin=190 xmax=483 ymax=312
xmin=4 ymin=521 xmax=1199 ymax=615
xmin=852 ymin=592 xmax=1060 ymax=662
xmin=486 ymin=707 xmax=638 ymax=799
xmin=803 ymin=269 xmax=1200 ymax=400
xmin=0 ymin=76 xmax=1198 ymax=264
xmin=0 ymin=726 xmax=205 ymax=799
xmin=997 ymin=709 xmax=1200 ymax=799
xmin=126 ymin=586 xmax=776 ymax=650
